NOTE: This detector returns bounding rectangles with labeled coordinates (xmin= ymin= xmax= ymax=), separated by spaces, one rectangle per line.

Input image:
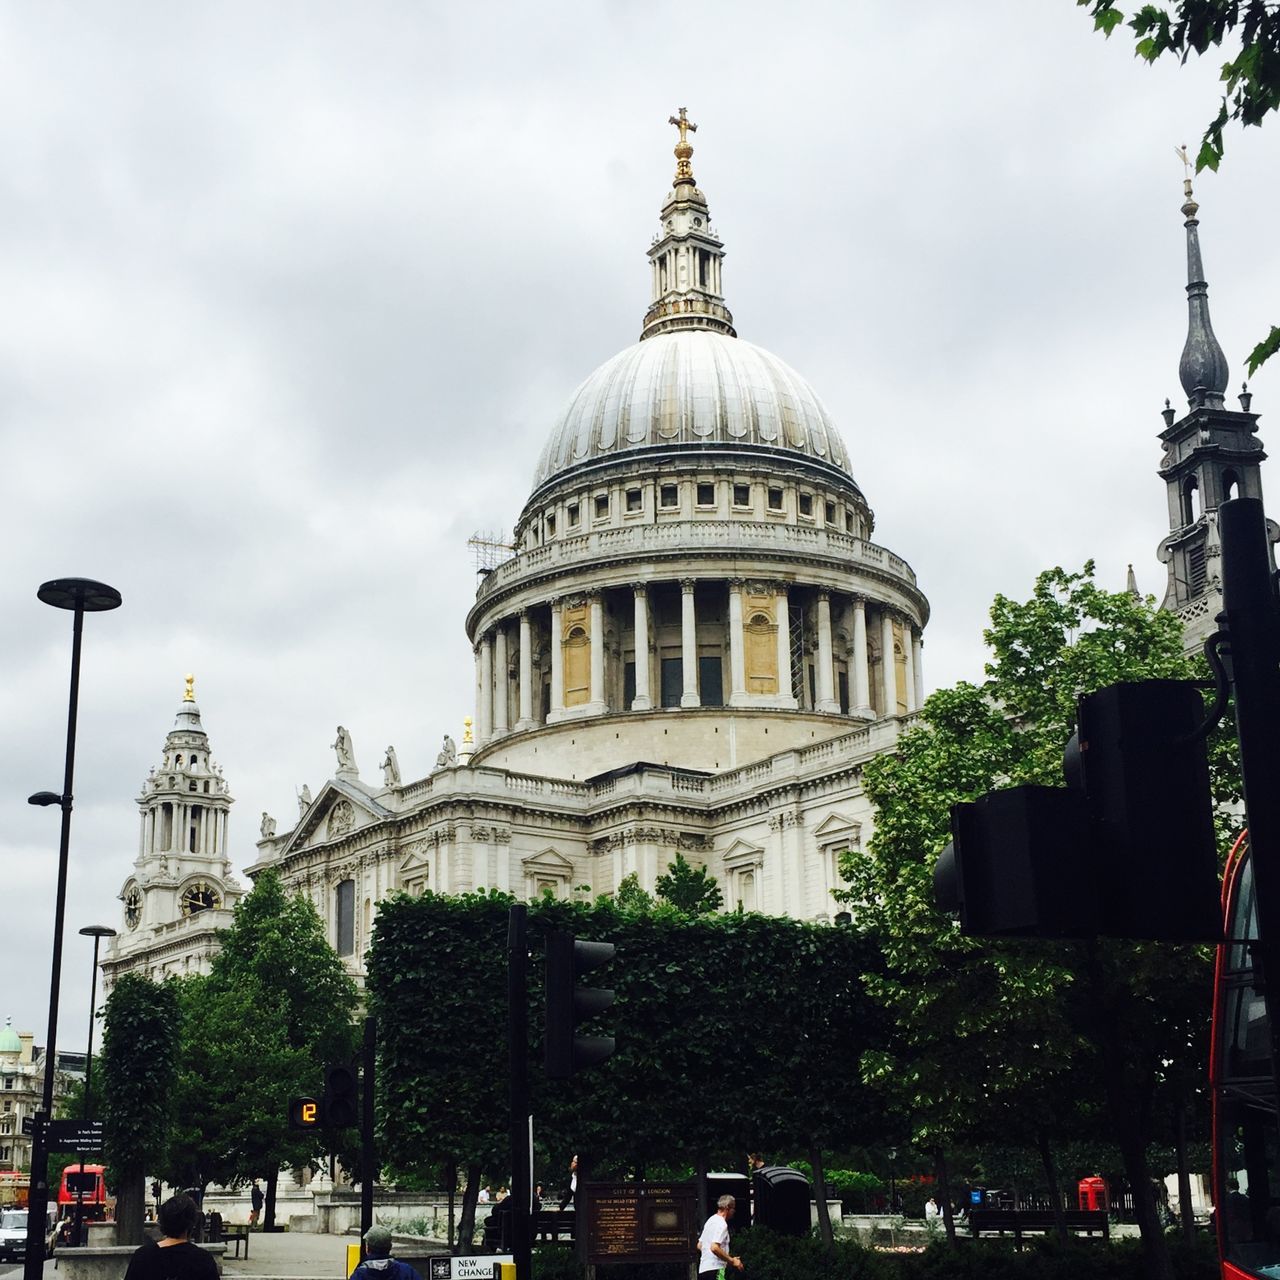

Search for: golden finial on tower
xmin=668 ymin=107 xmax=697 ymax=182
xmin=462 ymin=715 xmax=474 ymax=746
xmin=1176 ymin=142 xmax=1197 ymax=212
xmin=183 ymin=673 xmax=195 ymax=703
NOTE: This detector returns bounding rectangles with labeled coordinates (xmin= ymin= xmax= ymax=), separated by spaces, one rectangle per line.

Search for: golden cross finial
xmin=462 ymin=715 xmax=474 ymax=746
xmin=183 ymin=673 xmax=195 ymax=702
xmin=668 ymin=107 xmax=697 ymax=181
xmin=1175 ymin=142 xmax=1196 ymax=202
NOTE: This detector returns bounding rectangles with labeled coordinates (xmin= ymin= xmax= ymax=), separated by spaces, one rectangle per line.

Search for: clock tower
xmin=102 ymin=677 xmax=243 ymax=995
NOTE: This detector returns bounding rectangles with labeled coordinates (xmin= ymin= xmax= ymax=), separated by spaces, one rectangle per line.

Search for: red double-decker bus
xmin=1212 ymin=833 xmax=1280 ymax=1279
xmin=56 ymin=1165 xmax=109 ymax=1219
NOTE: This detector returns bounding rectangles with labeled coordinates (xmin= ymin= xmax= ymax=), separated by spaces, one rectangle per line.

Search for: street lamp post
xmin=71 ymin=926 xmax=115 ymax=1248
xmin=24 ymin=578 xmax=122 ymax=1280
xmin=888 ymin=1148 xmax=897 ymax=1217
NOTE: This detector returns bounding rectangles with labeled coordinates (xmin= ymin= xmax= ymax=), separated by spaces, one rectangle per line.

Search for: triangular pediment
xmin=812 ymin=811 xmax=861 ymax=844
xmin=523 ymin=847 xmax=574 ymax=874
xmin=721 ymin=838 xmax=764 ymax=868
xmin=277 ymin=778 xmax=393 ymax=856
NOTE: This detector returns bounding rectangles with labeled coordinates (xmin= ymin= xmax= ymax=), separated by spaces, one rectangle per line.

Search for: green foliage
xmin=840 ymin=565 xmax=1229 ymax=1263
xmin=367 ymin=893 xmax=881 ymax=1184
xmin=163 ymin=869 xmax=360 ymax=1191
xmin=613 ymin=872 xmax=655 ymax=912
xmin=655 ymin=852 xmax=724 ymax=914
xmin=1078 ymin=0 xmax=1280 ymax=369
xmin=101 ymin=974 xmax=181 ymax=1183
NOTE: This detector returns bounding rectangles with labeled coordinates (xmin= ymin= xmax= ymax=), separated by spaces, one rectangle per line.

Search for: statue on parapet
xmin=260 ymin=811 xmax=277 ymax=839
xmin=333 ymin=725 xmax=357 ymax=774
xmin=297 ymin=784 xmax=312 ymax=817
xmin=435 ymin=735 xmax=457 ymax=770
xmin=382 ymin=746 xmax=401 ymax=787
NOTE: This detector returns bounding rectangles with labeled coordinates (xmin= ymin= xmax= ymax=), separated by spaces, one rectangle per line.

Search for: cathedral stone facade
xmin=244 ymin=117 xmax=929 ymax=974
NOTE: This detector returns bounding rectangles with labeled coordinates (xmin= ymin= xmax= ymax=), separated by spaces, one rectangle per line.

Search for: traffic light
xmin=935 ymin=679 xmax=1220 ymax=943
xmin=322 ymin=1064 xmax=359 ymax=1128
xmin=288 ymin=1096 xmax=322 ymax=1131
xmin=545 ymin=930 xmax=615 ymax=1079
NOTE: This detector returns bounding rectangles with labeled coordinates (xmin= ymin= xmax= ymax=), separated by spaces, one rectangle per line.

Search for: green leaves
xmin=1247 ymin=325 xmax=1280 ymax=376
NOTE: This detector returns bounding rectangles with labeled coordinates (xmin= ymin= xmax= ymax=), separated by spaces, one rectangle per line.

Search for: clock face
xmin=180 ymin=882 xmax=220 ymax=917
xmin=125 ymin=888 xmax=141 ymax=930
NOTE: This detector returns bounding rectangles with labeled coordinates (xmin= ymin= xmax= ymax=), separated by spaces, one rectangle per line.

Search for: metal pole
xmin=72 ymin=931 xmax=105 ymax=1248
xmin=507 ymin=906 xmax=531 ymax=1280
xmin=360 ymin=1016 xmax=375 ymax=1244
xmin=25 ymin=604 xmax=85 ymax=1280
xmin=1219 ymin=498 xmax=1280 ymax=1115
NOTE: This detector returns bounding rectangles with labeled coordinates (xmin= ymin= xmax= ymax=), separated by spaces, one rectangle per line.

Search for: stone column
xmin=816 ymin=591 xmax=838 ymax=712
xmin=852 ymin=597 xmax=872 ymax=717
xmin=680 ymin=579 xmax=700 ymax=707
xmin=902 ymin=624 xmax=916 ymax=714
xmin=913 ymin=631 xmax=925 ymax=709
xmin=549 ymin=600 xmax=564 ymax=720
xmin=774 ymin=586 xmax=796 ymax=707
xmin=589 ymin=592 xmax=606 ymax=713
xmin=517 ymin=611 xmax=534 ymax=729
xmin=478 ymin=634 xmax=494 ymax=744
xmin=632 ymin=584 xmax=652 ymax=710
xmin=728 ymin=579 xmax=748 ymax=706
xmin=493 ymin=624 xmax=509 ymax=735
xmin=880 ymin=607 xmax=897 ymax=717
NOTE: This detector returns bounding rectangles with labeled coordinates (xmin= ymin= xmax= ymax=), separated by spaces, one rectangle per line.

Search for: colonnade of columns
xmin=142 ymin=800 xmax=228 ymax=858
xmin=471 ymin=580 xmax=924 ymax=748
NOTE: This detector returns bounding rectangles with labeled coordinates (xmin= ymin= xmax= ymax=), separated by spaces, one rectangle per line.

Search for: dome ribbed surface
xmin=532 ymin=332 xmax=852 ymax=489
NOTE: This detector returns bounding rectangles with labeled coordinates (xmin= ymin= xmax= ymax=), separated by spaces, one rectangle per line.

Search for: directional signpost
xmin=46 ymin=1120 xmax=103 ymax=1155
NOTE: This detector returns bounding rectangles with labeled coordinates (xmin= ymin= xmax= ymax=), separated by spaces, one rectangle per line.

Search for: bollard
xmin=345 ymin=1242 xmax=361 ymax=1277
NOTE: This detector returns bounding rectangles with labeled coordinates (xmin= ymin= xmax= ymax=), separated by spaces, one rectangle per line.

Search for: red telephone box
xmin=1078 ymin=1177 xmax=1108 ymax=1212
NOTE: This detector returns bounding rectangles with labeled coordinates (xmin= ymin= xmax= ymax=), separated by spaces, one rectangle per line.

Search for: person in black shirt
xmin=125 ymin=1195 xmax=219 ymax=1280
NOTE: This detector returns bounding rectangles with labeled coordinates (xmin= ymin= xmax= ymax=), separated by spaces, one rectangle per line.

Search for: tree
xmin=655 ymin=852 xmax=723 ymax=914
xmin=613 ymin=872 xmax=655 ymax=912
xmin=841 ymin=564 xmax=1235 ymax=1278
xmin=164 ymin=869 xmax=360 ymax=1227
xmin=101 ymin=974 xmax=181 ymax=1244
xmin=1079 ymin=0 xmax=1280 ymax=371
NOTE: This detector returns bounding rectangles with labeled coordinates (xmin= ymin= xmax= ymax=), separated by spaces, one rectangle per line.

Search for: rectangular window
xmin=767 ymin=487 xmax=784 ymax=511
xmin=546 ymin=513 xmax=556 ymax=537
xmin=845 ymin=512 xmax=854 ymax=533
xmin=798 ymin=493 xmax=814 ymax=518
xmin=660 ymin=484 xmax=679 ymax=509
xmin=838 ymin=670 xmax=850 ymax=715
xmin=696 ymin=482 xmax=715 ymax=507
xmin=626 ymin=489 xmax=642 ymax=513
xmin=660 ymin=657 xmax=684 ymax=708
xmin=825 ymin=501 xmax=836 ymax=525
xmin=568 ymin=503 xmax=580 ymax=527
xmin=733 ymin=483 xmax=750 ymax=508
xmin=623 ymin=661 xmax=636 ymax=707
xmin=595 ymin=494 xmax=610 ymax=519
xmin=335 ymin=880 xmax=355 ymax=957
xmin=699 ymin=656 xmax=724 ymax=707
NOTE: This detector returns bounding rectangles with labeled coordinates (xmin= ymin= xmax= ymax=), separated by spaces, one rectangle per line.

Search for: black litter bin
xmin=752 ymin=1166 xmax=811 ymax=1237
xmin=707 ymin=1173 xmax=751 ymax=1229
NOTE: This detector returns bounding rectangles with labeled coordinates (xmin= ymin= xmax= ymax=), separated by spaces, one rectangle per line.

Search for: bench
xmin=221 ymin=1225 xmax=250 ymax=1259
xmin=968 ymin=1209 xmax=1109 ymax=1244
xmin=483 ymin=1208 xmax=575 ymax=1251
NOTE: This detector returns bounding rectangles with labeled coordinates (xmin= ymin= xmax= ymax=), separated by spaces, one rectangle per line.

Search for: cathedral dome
xmin=531 ymin=331 xmax=852 ymax=492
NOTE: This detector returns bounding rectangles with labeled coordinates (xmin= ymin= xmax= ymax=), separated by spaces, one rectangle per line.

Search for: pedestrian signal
xmin=288 ymin=1096 xmax=322 ymax=1130
xmin=545 ymin=930 xmax=615 ymax=1079
xmin=323 ymin=1063 xmax=359 ymax=1128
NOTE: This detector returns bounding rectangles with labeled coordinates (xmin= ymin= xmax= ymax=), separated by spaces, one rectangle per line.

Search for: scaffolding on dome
xmin=467 ymin=530 xmax=515 ymax=574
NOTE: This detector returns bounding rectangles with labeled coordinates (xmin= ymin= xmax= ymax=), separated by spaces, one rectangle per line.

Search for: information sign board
xmin=426 ymin=1255 xmax=504 ymax=1279
xmin=45 ymin=1120 xmax=104 ymax=1154
xmin=583 ymin=1181 xmax=697 ymax=1265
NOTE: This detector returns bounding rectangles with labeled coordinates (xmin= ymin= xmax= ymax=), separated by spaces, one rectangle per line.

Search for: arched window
xmin=1183 ymin=474 xmax=1202 ymax=523
xmin=335 ymin=880 xmax=356 ymax=957
xmin=1224 ymin=469 xmax=1241 ymax=501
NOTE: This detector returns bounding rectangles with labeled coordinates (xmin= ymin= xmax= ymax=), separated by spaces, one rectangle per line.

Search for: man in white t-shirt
xmin=698 ymin=1195 xmax=744 ymax=1277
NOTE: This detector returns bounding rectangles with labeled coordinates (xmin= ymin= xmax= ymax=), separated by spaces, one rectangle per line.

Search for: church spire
xmin=640 ymin=108 xmax=736 ymax=341
xmin=1177 ymin=149 xmax=1230 ymax=408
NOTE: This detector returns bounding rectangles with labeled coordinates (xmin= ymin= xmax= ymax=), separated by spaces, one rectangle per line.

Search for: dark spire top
xmin=1176 ymin=156 xmax=1230 ymax=408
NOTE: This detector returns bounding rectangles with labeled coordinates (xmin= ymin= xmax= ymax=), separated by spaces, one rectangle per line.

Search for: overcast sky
xmin=2 ymin=2 xmax=1276 ymax=1048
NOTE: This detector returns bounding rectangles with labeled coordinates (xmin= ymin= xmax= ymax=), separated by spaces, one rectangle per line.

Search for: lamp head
xmin=28 ymin=792 xmax=63 ymax=807
xmin=78 ymin=925 xmax=116 ymax=939
xmin=37 ymin=579 xmax=122 ymax=613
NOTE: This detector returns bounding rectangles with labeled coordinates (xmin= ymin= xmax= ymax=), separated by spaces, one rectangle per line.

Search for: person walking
xmin=698 ymin=1194 xmax=744 ymax=1277
xmin=347 ymin=1225 xmax=423 ymax=1280
xmin=249 ymin=1180 xmax=264 ymax=1228
xmin=124 ymin=1195 xmax=219 ymax=1280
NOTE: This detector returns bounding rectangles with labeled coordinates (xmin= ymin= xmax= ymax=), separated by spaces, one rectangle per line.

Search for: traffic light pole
xmin=360 ymin=1016 xmax=376 ymax=1244
xmin=1219 ymin=498 xmax=1280 ymax=1110
xmin=507 ymin=906 xmax=531 ymax=1280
